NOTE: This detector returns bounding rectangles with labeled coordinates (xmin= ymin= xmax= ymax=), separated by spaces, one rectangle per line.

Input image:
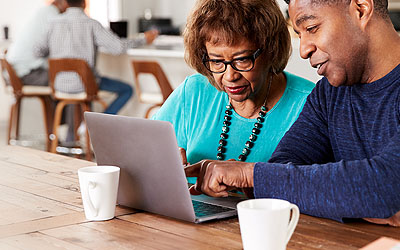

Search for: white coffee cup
xmin=237 ymin=198 xmax=300 ymax=250
xmin=78 ymin=165 xmax=120 ymax=221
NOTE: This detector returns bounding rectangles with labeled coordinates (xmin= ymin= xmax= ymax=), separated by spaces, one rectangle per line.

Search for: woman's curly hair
xmin=183 ymin=0 xmax=291 ymax=89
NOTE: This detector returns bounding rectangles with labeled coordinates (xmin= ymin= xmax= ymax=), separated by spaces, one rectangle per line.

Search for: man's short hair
xmin=66 ymin=0 xmax=84 ymax=7
xmin=284 ymin=0 xmax=388 ymax=17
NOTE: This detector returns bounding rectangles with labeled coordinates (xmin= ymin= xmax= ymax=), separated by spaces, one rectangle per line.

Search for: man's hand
xmin=184 ymin=160 xmax=255 ymax=197
xmin=144 ymin=29 xmax=159 ymax=44
xmin=364 ymin=210 xmax=400 ymax=227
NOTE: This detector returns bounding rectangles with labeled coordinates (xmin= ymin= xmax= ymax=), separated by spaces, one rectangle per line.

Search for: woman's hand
xmin=179 ymin=147 xmax=189 ymax=166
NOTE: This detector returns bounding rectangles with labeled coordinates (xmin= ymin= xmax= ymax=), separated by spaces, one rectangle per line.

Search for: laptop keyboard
xmin=192 ymin=199 xmax=235 ymax=217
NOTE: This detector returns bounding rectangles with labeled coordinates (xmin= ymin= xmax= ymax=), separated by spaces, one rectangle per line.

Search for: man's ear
xmin=350 ymin=0 xmax=374 ymax=30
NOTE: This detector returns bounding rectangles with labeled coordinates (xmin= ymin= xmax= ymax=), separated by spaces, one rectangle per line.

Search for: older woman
xmin=153 ymin=0 xmax=314 ymax=173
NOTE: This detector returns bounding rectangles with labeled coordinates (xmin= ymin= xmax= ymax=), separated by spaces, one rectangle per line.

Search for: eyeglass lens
xmin=207 ymin=58 xmax=253 ymax=73
xmin=203 ymin=48 xmax=262 ymax=73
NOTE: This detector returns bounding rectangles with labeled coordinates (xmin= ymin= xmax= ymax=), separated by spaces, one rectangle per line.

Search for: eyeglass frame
xmin=202 ymin=48 xmax=263 ymax=74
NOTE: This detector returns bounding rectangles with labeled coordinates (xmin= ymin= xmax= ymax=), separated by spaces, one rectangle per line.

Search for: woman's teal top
xmin=152 ymin=72 xmax=315 ymax=183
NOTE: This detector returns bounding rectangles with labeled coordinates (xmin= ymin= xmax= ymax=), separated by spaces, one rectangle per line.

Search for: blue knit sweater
xmin=254 ymin=64 xmax=400 ymax=222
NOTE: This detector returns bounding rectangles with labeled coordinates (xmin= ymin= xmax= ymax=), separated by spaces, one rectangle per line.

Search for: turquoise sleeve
xmin=152 ymin=78 xmax=188 ymax=150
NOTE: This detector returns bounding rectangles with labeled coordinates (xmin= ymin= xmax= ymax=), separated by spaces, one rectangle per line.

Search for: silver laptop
xmin=84 ymin=112 xmax=245 ymax=223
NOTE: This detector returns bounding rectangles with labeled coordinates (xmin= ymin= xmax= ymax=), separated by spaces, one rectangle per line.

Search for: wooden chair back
xmin=48 ymin=58 xmax=99 ymax=100
xmin=0 ymin=57 xmax=53 ymax=151
xmin=48 ymin=58 xmax=107 ymax=160
xmin=0 ymin=58 xmax=23 ymax=96
xmin=131 ymin=60 xmax=173 ymax=102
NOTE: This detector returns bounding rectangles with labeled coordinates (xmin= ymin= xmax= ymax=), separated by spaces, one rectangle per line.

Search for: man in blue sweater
xmin=185 ymin=0 xmax=400 ymax=226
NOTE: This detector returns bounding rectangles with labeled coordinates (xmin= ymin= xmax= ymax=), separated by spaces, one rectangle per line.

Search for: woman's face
xmin=205 ymin=39 xmax=269 ymax=104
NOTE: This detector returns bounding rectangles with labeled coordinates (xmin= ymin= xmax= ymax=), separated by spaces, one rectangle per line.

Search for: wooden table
xmin=0 ymin=146 xmax=398 ymax=249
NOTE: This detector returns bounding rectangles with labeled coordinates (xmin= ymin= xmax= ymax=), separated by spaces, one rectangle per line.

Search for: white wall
xmin=120 ymin=0 xmax=195 ymax=35
xmin=121 ymin=0 xmax=157 ymax=35
xmin=0 ymin=0 xmax=47 ymax=122
xmin=0 ymin=0 xmax=45 ymax=40
xmin=153 ymin=0 xmax=196 ymax=28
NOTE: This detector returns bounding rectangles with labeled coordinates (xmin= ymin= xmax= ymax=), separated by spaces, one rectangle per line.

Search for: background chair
xmin=48 ymin=58 xmax=107 ymax=160
xmin=131 ymin=60 xmax=173 ymax=118
xmin=0 ymin=57 xmax=53 ymax=151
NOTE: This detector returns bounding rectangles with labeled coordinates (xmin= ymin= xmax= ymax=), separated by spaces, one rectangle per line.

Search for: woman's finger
xmin=179 ymin=147 xmax=189 ymax=166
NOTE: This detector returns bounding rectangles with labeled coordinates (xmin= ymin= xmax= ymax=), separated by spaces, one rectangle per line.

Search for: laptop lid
xmin=84 ymin=112 xmax=241 ymax=223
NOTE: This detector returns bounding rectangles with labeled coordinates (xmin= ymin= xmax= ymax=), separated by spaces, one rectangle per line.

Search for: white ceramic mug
xmin=78 ymin=165 xmax=120 ymax=221
xmin=237 ymin=198 xmax=300 ymax=250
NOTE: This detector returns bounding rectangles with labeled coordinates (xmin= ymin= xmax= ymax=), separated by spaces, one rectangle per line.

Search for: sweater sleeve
xmin=267 ymin=81 xmax=335 ymax=165
xmin=253 ymin=83 xmax=400 ymax=221
xmin=34 ymin=24 xmax=50 ymax=58
xmin=92 ymin=21 xmax=127 ymax=55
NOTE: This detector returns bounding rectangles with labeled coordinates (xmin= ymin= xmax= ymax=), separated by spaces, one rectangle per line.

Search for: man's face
xmin=288 ymin=0 xmax=368 ymax=86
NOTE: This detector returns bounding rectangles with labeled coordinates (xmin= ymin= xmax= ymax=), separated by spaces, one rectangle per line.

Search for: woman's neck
xmin=231 ymin=73 xmax=286 ymax=119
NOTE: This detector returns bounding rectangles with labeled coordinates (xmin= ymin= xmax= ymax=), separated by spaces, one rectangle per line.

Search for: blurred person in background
xmin=35 ymin=0 xmax=158 ymax=144
xmin=6 ymin=0 xmax=68 ymax=86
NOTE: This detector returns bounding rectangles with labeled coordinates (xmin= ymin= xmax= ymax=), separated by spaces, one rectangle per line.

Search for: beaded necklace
xmin=217 ymin=76 xmax=272 ymax=161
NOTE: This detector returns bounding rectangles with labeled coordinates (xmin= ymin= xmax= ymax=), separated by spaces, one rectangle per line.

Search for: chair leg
xmin=14 ymin=98 xmax=21 ymax=141
xmin=96 ymin=97 xmax=108 ymax=111
xmin=80 ymin=102 xmax=92 ymax=161
xmin=144 ymin=104 xmax=162 ymax=119
xmin=50 ymin=101 xmax=69 ymax=154
xmin=44 ymin=96 xmax=55 ymax=135
xmin=38 ymin=96 xmax=54 ymax=152
xmin=74 ymin=104 xmax=81 ymax=142
xmin=7 ymin=100 xmax=17 ymax=144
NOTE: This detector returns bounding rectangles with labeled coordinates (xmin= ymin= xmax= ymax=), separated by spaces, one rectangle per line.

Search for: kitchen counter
xmin=127 ymin=35 xmax=184 ymax=58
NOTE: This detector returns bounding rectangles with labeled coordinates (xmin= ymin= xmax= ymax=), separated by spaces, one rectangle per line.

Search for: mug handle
xmin=84 ymin=181 xmax=98 ymax=217
xmin=285 ymin=204 xmax=300 ymax=244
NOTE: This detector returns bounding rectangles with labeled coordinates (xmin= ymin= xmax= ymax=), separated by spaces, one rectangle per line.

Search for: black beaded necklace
xmin=217 ymin=76 xmax=272 ymax=161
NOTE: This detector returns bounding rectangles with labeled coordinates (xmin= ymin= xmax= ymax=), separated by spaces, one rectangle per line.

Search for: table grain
xmin=0 ymin=146 xmax=398 ymax=249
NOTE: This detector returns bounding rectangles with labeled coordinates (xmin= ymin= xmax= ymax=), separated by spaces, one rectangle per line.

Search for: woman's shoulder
xmin=184 ymin=73 xmax=213 ymax=87
xmin=283 ymin=71 xmax=316 ymax=94
xmin=152 ymin=74 xmax=217 ymax=120
xmin=182 ymin=73 xmax=220 ymax=95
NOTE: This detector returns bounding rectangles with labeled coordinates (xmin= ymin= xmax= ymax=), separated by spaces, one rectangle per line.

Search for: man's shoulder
xmin=55 ymin=8 xmax=98 ymax=24
xmin=29 ymin=4 xmax=59 ymax=26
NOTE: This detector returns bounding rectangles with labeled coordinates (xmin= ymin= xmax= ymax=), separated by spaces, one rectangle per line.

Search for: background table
xmin=0 ymin=145 xmax=398 ymax=249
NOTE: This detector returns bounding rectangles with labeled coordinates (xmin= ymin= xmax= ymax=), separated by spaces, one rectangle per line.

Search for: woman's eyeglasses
xmin=202 ymin=48 xmax=263 ymax=74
